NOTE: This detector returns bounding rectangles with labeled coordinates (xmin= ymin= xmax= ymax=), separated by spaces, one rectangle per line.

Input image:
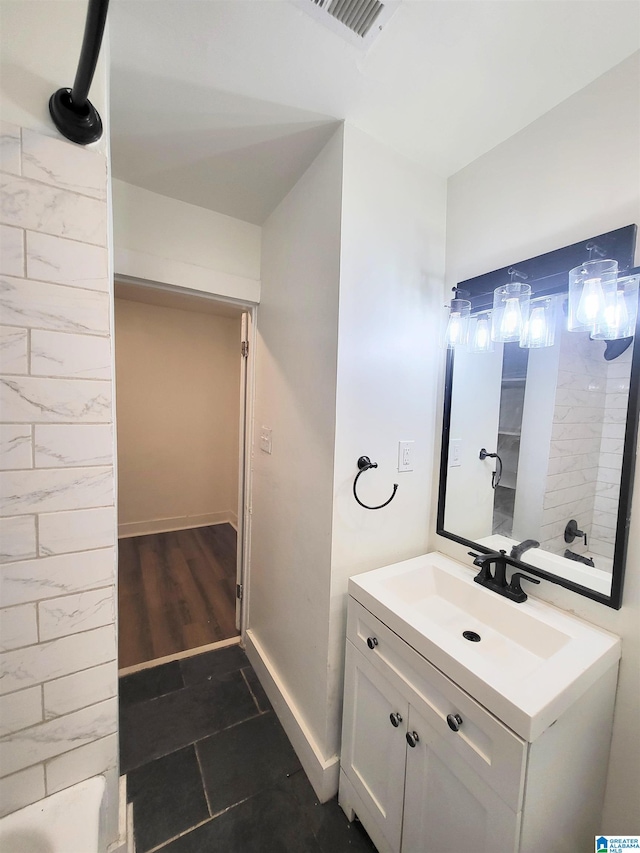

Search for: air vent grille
xmin=328 ymin=0 xmax=384 ymax=38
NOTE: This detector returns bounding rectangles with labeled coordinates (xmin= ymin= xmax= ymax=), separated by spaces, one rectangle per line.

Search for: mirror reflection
xmin=438 ymin=227 xmax=639 ymax=608
xmin=444 ymin=312 xmax=634 ymax=598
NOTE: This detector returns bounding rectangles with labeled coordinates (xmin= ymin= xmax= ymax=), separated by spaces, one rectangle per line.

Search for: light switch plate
xmin=450 ymin=439 xmax=461 ymax=467
xmin=260 ymin=426 xmax=272 ymax=454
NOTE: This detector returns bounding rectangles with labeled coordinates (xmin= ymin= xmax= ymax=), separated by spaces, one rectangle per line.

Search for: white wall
xmin=328 ymin=124 xmax=447 ymax=751
xmin=0 ymin=1 xmax=119 ymax=842
xmin=115 ymin=298 xmax=241 ymax=536
xmin=112 ymin=179 xmax=261 ymax=303
xmin=247 ymin=126 xmax=343 ymax=791
xmin=248 ymin=123 xmax=447 ymax=798
xmin=438 ymin=52 xmax=640 ymax=832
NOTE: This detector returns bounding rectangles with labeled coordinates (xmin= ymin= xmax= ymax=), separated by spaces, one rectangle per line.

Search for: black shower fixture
xmin=49 ymin=0 xmax=110 ymax=145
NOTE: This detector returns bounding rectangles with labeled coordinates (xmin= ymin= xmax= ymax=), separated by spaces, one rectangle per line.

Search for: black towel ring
xmin=353 ymin=456 xmax=398 ymax=510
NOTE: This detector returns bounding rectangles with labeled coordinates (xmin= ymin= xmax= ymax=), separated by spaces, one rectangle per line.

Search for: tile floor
xmin=120 ymin=643 xmax=377 ymax=853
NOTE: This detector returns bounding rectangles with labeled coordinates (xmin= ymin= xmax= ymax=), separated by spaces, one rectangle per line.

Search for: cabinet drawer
xmin=347 ymin=597 xmax=527 ymax=812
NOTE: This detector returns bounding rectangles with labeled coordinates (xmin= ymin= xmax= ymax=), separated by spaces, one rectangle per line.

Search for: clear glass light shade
xmin=520 ymin=296 xmax=557 ymax=349
xmin=443 ymin=298 xmax=471 ymax=348
xmin=468 ymin=312 xmax=494 ymax=353
xmin=491 ymin=283 xmax=531 ymax=343
xmin=591 ymin=274 xmax=639 ymax=340
xmin=568 ymin=259 xmax=618 ymax=332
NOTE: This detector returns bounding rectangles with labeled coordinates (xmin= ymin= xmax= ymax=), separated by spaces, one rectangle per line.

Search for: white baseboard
xmin=118 ymin=512 xmax=236 ymax=538
xmin=244 ymin=628 xmax=339 ymax=803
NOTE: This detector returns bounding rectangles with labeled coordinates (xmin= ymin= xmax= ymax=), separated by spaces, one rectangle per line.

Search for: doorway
xmin=114 ymin=279 xmax=253 ymax=671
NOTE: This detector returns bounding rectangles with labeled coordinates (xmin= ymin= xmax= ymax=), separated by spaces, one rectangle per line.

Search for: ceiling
xmin=109 ymin=1 xmax=640 ymax=225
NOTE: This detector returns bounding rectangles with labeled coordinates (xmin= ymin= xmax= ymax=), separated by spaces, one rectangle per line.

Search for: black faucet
xmin=509 ymin=539 xmax=540 ymax=560
xmin=468 ymin=550 xmax=540 ymax=603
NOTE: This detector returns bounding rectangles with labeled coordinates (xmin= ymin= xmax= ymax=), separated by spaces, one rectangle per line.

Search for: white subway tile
xmin=0 ymin=424 xmax=32 ymax=470
xmin=0 ymin=274 xmax=109 ymax=335
xmin=0 ymin=122 xmax=21 ymax=175
xmin=0 ymin=696 xmax=117 ymax=777
xmin=30 ymin=330 xmax=111 ymax=379
xmin=554 ymin=388 xmax=606 ymax=409
xmin=0 ymin=625 xmax=116 ymax=696
xmin=594 ymin=494 xmax=619 ymax=515
xmin=549 ymin=437 xmax=601 ymax=458
xmin=591 ymin=523 xmax=616 ymax=545
xmin=0 ymin=765 xmax=45 ymax=818
xmin=598 ymin=466 xmax=622 ymax=486
xmin=0 ymin=376 xmax=112 ymax=423
xmin=592 ymin=509 xmax=617 ymax=531
xmin=547 ymin=452 xmax=599 ymax=476
xmin=556 ymin=369 xmax=604 ymax=393
xmin=598 ymin=452 xmax=624 ymax=472
xmin=540 ymin=495 xmax=594 ymax=526
xmin=0 ymin=686 xmax=42 ymax=736
xmin=0 ymin=224 xmax=24 ymax=276
xmin=0 ymin=175 xmax=106 ymax=246
xmin=0 ymin=515 xmax=36 ymax=563
xmin=590 ymin=540 xmax=615 ymax=560
xmin=0 ymin=467 xmax=113 ymax=516
xmin=599 ymin=437 xmax=624 ymax=455
xmin=0 ymin=325 xmax=28 ymax=373
xmin=39 ymin=587 xmax=114 ymax=642
xmin=26 ymin=231 xmax=108 ymax=291
xmin=595 ymin=481 xmax=620 ymax=500
xmin=546 ymin=467 xmax=598 ymax=493
xmin=0 ymin=603 xmax=38 ymax=651
xmin=550 ymin=421 xmax=603 ymax=442
xmin=39 ymin=506 xmax=115 ymax=556
xmin=44 ymin=661 xmax=116 ymax=718
xmin=601 ymin=422 xmax=626 ymax=440
xmin=46 ymin=732 xmax=117 ymax=796
xmin=604 ymin=406 xmax=627 ymax=425
xmin=21 ymin=130 xmax=106 ymax=200
xmin=554 ymin=405 xmax=608 ymax=425
xmin=544 ymin=483 xmax=596 ymax=509
xmin=35 ymin=424 xmax=113 ymax=468
xmin=0 ymin=548 xmax=115 ymax=606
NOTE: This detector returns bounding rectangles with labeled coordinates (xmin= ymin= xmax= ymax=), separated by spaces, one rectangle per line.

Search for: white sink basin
xmin=349 ymin=552 xmax=620 ymax=741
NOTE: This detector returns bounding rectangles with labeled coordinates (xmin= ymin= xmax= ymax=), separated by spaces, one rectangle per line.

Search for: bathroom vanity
xmin=338 ymin=552 xmax=621 ymax=853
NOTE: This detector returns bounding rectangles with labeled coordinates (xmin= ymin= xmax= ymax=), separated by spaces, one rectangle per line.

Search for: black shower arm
xmin=353 ymin=456 xmax=398 ymax=511
xmin=48 ymin=0 xmax=110 ymax=145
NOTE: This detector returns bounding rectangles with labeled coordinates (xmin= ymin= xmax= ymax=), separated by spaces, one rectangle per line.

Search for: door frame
xmin=113 ymin=273 xmax=257 ymax=642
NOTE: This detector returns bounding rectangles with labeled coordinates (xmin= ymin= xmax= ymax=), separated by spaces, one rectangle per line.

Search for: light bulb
xmin=499 ymin=297 xmax=523 ymax=339
xmin=470 ymin=315 xmax=492 ymax=352
xmin=576 ymin=276 xmax=606 ymax=326
xmin=522 ymin=306 xmax=548 ymax=348
xmin=445 ymin=312 xmax=463 ymax=347
xmin=603 ymin=290 xmax=630 ymax=338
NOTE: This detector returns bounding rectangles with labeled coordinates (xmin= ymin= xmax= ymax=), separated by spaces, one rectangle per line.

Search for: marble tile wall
xmin=0 ymin=122 xmax=117 ymax=818
xmin=540 ymin=332 xmax=606 ymax=555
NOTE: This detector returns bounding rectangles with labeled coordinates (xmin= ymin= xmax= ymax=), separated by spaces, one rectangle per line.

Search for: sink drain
xmin=463 ymin=630 xmax=481 ymax=642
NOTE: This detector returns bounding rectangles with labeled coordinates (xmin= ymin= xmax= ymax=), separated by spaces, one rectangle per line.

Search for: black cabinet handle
xmin=366 ymin=637 xmax=378 ymax=650
xmin=389 ymin=712 xmax=403 ymax=728
xmin=406 ymin=731 xmax=420 ymax=748
xmin=447 ymin=713 xmax=463 ymax=732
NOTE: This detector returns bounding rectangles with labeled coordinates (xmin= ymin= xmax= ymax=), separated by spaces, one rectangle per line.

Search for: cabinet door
xmin=341 ymin=641 xmax=408 ymax=852
xmin=401 ymin=703 xmax=521 ymax=853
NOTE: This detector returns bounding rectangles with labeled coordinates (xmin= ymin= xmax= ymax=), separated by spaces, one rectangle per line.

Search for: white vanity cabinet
xmin=339 ymin=596 xmax=618 ymax=853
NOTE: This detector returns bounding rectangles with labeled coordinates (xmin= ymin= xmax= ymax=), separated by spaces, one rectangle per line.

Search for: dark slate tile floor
xmin=120 ymin=643 xmax=377 ymax=853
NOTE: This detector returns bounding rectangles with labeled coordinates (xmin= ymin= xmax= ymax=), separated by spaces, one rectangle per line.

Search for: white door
xmin=401 ymin=702 xmax=521 ymax=853
xmin=235 ymin=311 xmax=251 ymax=629
xmin=341 ymin=642 xmax=408 ymax=853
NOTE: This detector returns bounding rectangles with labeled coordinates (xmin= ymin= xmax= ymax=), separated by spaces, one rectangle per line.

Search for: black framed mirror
xmin=437 ymin=225 xmax=639 ymax=609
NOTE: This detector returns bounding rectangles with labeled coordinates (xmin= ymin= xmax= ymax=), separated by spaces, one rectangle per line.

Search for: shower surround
xmin=0 ymin=122 xmax=118 ymax=841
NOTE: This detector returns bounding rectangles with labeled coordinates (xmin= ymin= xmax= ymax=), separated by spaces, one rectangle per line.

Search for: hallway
xmin=118 ymin=524 xmax=239 ymax=669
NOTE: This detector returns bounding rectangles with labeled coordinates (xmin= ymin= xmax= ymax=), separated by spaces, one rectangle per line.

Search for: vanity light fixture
xmin=491 ymin=277 xmax=531 ymax=343
xmin=467 ymin=311 xmax=494 ymax=353
xmin=592 ymin=273 xmax=640 ymax=341
xmin=443 ymin=288 xmax=471 ymax=349
xmin=520 ymin=295 xmax=557 ymax=349
xmin=568 ymin=258 xmax=618 ymax=333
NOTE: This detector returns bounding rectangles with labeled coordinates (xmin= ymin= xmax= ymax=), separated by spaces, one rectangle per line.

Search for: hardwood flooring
xmin=118 ymin=524 xmax=239 ymax=669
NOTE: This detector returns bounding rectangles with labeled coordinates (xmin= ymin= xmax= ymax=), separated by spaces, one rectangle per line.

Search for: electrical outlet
xmin=260 ymin=426 xmax=272 ymax=454
xmin=398 ymin=441 xmax=414 ymax=472
xmin=450 ymin=439 xmax=462 ymax=467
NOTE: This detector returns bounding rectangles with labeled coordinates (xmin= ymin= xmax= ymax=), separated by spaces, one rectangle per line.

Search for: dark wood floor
xmin=118 ymin=524 xmax=239 ymax=669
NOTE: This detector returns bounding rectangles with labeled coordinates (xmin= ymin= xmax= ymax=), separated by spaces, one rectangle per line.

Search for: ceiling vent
xmin=297 ymin=0 xmax=401 ymax=50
